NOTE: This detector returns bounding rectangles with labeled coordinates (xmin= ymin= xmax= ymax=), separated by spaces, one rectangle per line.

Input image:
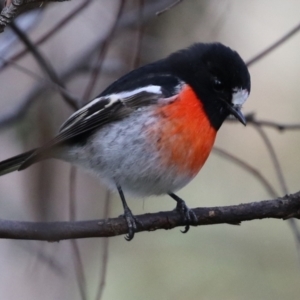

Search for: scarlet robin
xmin=0 ymin=43 xmax=251 ymax=240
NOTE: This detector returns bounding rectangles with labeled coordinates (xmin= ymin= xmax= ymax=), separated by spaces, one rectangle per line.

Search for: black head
xmin=167 ymin=43 xmax=251 ymax=130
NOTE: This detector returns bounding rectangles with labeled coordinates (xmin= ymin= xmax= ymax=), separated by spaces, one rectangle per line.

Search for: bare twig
xmin=0 ymin=80 xmax=51 ymax=127
xmin=82 ymin=0 xmax=125 ymax=102
xmin=156 ymin=0 xmax=182 ymax=16
xmin=246 ymin=21 xmax=300 ymax=67
xmin=69 ymin=167 xmax=77 ymax=221
xmin=10 ymin=21 xmax=79 ymax=109
xmin=0 ymin=0 xmax=69 ymax=33
xmin=0 ymin=0 xmax=168 ymax=128
xmin=131 ymin=0 xmax=144 ymax=69
xmin=251 ymin=120 xmax=300 ymax=131
xmin=95 ymin=190 xmax=110 ymax=300
xmin=251 ymin=125 xmax=300 ymax=254
xmin=19 ymin=241 xmax=65 ymax=275
xmin=0 ymin=192 xmax=300 ymax=240
xmin=215 ymin=126 xmax=300 ymax=251
xmin=0 ymin=56 xmax=79 ymax=100
xmin=227 ymin=114 xmax=300 ymax=131
xmin=69 ymin=166 xmax=87 ymax=300
xmin=213 ymin=147 xmax=278 ymax=198
xmin=252 ymin=125 xmax=288 ymax=194
xmin=1 ymin=0 xmax=93 ymax=71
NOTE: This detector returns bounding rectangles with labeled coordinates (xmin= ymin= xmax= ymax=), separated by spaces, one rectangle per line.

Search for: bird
xmin=0 ymin=43 xmax=251 ymax=240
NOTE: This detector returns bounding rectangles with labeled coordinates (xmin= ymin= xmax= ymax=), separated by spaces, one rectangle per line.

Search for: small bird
xmin=0 ymin=43 xmax=250 ymax=240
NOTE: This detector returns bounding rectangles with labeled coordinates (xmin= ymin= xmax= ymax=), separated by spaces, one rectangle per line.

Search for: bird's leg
xmin=116 ymin=184 xmax=137 ymax=241
xmin=168 ymin=193 xmax=198 ymax=233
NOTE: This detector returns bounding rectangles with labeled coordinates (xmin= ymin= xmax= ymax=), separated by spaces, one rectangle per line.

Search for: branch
xmin=95 ymin=190 xmax=110 ymax=300
xmin=130 ymin=0 xmax=144 ymax=69
xmin=82 ymin=0 xmax=125 ymax=102
xmin=1 ymin=0 xmax=93 ymax=72
xmin=156 ymin=0 xmax=182 ymax=16
xmin=0 ymin=0 xmax=69 ymax=33
xmin=0 ymin=0 xmax=173 ymax=128
xmin=246 ymin=20 xmax=300 ymax=67
xmin=1 ymin=192 xmax=300 ymax=241
xmin=69 ymin=166 xmax=87 ymax=300
xmin=226 ymin=113 xmax=300 ymax=131
xmin=213 ymin=147 xmax=278 ymax=198
xmin=10 ymin=20 xmax=79 ymax=109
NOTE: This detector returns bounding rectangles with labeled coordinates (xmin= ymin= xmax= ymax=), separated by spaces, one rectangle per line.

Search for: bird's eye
xmin=213 ymin=78 xmax=224 ymax=92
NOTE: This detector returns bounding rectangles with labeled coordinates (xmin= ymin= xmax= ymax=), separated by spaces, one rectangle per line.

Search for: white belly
xmin=62 ymin=110 xmax=193 ymax=197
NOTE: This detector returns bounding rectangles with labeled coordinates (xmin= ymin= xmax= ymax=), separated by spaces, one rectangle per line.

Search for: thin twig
xmin=1 ymin=0 xmax=93 ymax=71
xmin=95 ymin=190 xmax=110 ymax=300
xmin=253 ymin=121 xmax=300 ymax=131
xmin=82 ymin=0 xmax=126 ymax=102
xmin=227 ymin=114 xmax=300 ymax=131
xmin=0 ymin=56 xmax=79 ymax=101
xmin=246 ymin=21 xmax=300 ymax=67
xmin=156 ymin=0 xmax=182 ymax=16
xmin=213 ymin=147 xmax=278 ymax=198
xmin=249 ymin=120 xmax=300 ymax=131
xmin=0 ymin=0 xmax=174 ymax=128
xmin=9 ymin=21 xmax=79 ymax=109
xmin=251 ymin=124 xmax=300 ymax=260
xmin=0 ymin=0 xmax=70 ymax=33
xmin=69 ymin=166 xmax=87 ymax=300
xmin=19 ymin=241 xmax=65 ymax=276
xmin=252 ymin=125 xmax=288 ymax=194
xmin=131 ymin=0 xmax=144 ymax=69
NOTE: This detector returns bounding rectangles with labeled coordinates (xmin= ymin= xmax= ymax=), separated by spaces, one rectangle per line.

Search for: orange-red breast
xmin=0 ymin=43 xmax=250 ymax=240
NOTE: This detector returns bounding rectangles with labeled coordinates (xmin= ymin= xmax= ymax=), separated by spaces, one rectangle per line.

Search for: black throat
xmin=192 ymin=87 xmax=229 ymax=131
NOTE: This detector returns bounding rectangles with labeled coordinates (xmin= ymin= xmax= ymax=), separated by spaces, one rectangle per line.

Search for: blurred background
xmin=0 ymin=0 xmax=300 ymax=299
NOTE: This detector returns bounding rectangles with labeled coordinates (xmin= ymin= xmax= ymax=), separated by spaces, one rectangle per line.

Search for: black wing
xmin=57 ymin=89 xmax=164 ymax=144
xmin=19 ymin=89 xmax=166 ymax=170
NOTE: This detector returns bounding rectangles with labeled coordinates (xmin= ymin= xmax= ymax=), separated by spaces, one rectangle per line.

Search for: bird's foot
xmin=174 ymin=198 xmax=198 ymax=233
xmin=122 ymin=206 xmax=138 ymax=241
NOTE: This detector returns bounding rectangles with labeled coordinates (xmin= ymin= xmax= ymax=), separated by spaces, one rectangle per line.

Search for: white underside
xmin=60 ymin=107 xmax=193 ymax=197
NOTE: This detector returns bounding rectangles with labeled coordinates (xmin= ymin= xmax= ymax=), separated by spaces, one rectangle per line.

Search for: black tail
xmin=0 ymin=149 xmax=37 ymax=176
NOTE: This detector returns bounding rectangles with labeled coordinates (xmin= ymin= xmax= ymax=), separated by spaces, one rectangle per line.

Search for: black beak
xmin=227 ymin=105 xmax=246 ymax=126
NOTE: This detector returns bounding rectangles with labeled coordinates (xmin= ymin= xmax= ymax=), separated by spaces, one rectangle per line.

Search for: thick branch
xmin=1 ymin=192 xmax=300 ymax=241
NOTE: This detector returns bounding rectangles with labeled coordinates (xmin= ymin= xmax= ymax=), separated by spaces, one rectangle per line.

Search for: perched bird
xmin=0 ymin=43 xmax=250 ymax=240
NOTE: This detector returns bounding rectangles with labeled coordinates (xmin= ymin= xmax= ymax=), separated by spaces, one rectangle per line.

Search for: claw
xmin=116 ymin=183 xmax=139 ymax=241
xmin=175 ymin=199 xmax=198 ymax=233
xmin=180 ymin=226 xmax=190 ymax=234
xmin=123 ymin=206 xmax=137 ymax=241
xmin=169 ymin=193 xmax=197 ymax=233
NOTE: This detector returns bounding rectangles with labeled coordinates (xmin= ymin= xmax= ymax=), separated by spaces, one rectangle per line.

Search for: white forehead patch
xmin=232 ymin=88 xmax=248 ymax=107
